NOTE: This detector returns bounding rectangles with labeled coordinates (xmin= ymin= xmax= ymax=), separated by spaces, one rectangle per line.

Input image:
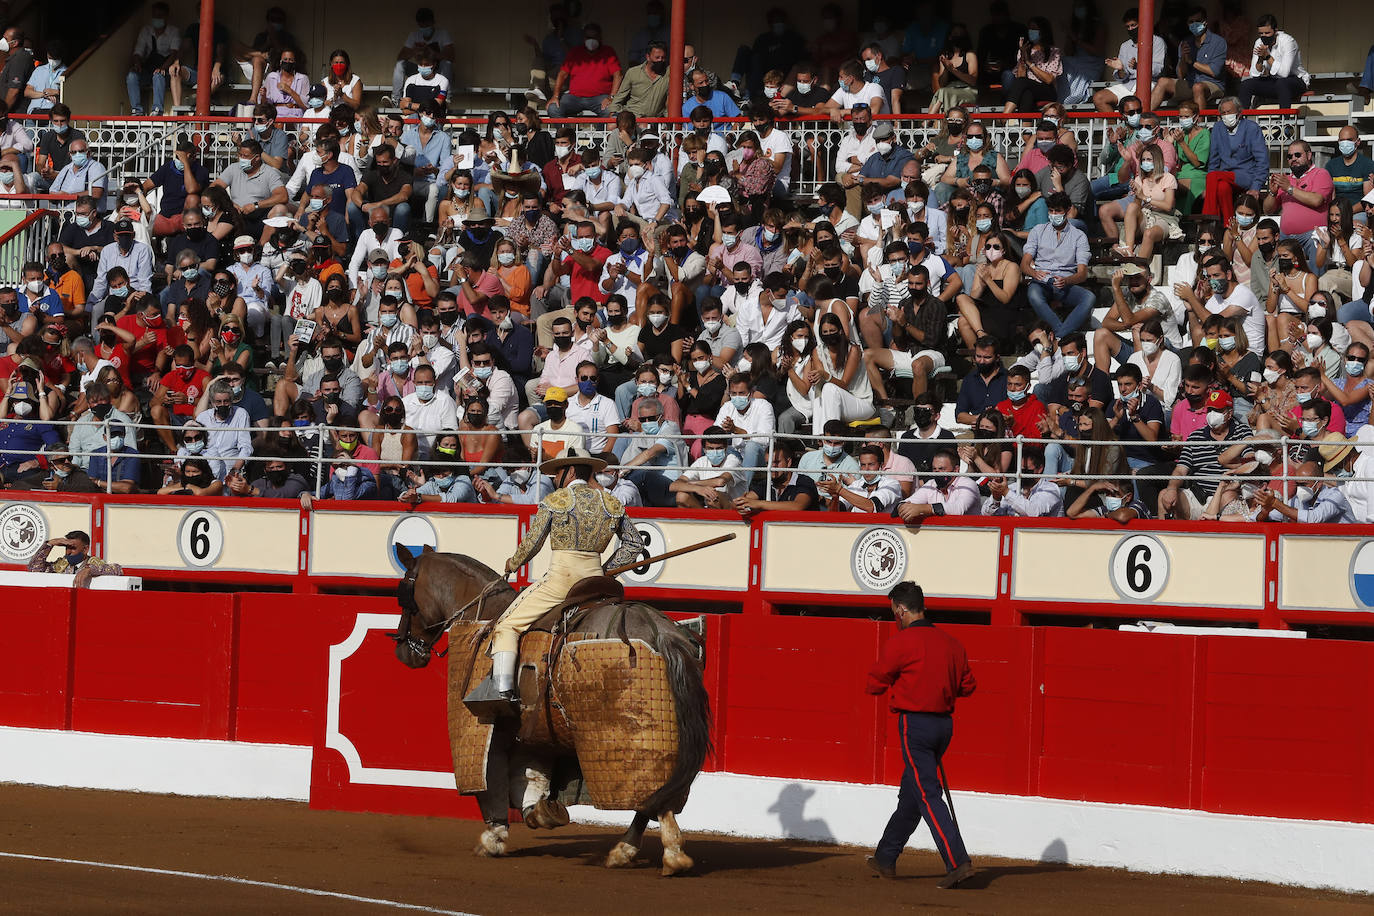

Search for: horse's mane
xmin=423 ymin=551 xmax=504 ymax=585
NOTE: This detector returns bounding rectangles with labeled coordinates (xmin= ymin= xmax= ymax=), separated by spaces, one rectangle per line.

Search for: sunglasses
xmin=985 ymin=244 xmax=1003 ymax=251
xmin=578 ymin=376 xmax=598 ymax=383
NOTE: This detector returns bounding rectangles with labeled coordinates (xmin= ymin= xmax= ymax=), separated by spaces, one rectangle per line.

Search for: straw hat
xmin=540 ymin=445 xmax=607 ymax=476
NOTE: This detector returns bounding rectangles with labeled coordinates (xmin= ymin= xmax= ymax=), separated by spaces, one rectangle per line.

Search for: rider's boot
xmin=463 ymin=651 xmax=521 ymax=717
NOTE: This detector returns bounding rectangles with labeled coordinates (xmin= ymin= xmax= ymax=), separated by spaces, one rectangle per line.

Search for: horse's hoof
xmin=524 ymin=799 xmax=571 ymax=830
xmin=604 ymin=841 xmax=638 ymax=868
xmin=661 ymin=849 xmax=694 ymax=876
xmin=474 ymin=825 xmax=509 ymax=857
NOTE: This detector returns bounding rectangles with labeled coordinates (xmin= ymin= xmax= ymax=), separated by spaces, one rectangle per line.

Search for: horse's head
xmin=391 ymin=545 xmax=512 ymax=669
xmin=392 ymin=542 xmax=437 ymax=669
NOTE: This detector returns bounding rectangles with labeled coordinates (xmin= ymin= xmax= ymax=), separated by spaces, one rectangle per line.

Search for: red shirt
xmin=159 ymin=366 xmax=210 ymax=417
xmin=559 ymin=45 xmax=621 ymax=97
xmin=559 ymin=244 xmax=611 ymax=304
xmin=542 ymin=160 xmax=570 ymax=204
xmin=118 ymin=313 xmax=186 ymax=377
xmin=867 ymin=620 xmax=976 ymax=715
xmin=996 ymin=395 xmax=1048 ymax=439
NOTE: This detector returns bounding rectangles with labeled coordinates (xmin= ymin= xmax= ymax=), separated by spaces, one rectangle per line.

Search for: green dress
xmin=1174 ymin=128 xmax=1210 ymax=215
xmin=212 ymin=341 xmax=256 ymax=389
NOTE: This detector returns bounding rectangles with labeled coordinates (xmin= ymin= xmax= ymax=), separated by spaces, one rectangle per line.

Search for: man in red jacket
xmin=866 ymin=580 xmax=977 ymax=888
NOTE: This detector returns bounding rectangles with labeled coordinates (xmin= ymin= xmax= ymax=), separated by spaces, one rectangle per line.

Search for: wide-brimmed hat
xmin=1317 ymin=431 xmax=1356 ymax=472
xmin=491 ymin=161 xmax=541 ymax=198
xmin=540 ymin=445 xmax=607 ymax=475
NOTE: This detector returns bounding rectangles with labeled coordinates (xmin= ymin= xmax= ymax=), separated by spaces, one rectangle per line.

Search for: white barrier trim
xmin=0 ymin=727 xmax=311 ymax=801
xmin=574 ymin=771 xmax=1374 ymax=894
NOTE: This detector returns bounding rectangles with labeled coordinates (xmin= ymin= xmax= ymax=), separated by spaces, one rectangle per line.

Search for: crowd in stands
xmin=0 ymin=3 xmax=1373 ymax=526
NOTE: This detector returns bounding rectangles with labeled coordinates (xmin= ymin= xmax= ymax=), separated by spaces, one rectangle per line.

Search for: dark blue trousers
xmin=875 ymin=711 xmax=969 ymax=871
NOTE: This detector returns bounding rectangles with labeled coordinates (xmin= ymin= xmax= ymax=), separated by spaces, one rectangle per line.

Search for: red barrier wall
xmin=1 ymin=586 xmax=1372 ymax=826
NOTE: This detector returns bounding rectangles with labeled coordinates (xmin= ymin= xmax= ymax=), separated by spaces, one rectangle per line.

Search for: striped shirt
xmin=1178 ymin=420 xmax=1254 ymax=497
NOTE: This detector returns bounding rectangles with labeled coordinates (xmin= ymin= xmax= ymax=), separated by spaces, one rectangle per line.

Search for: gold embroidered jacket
xmin=510 ymin=483 xmax=643 ymax=570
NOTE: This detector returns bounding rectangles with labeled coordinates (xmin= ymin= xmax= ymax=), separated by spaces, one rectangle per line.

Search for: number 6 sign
xmin=1109 ymin=533 xmax=1169 ymax=602
xmin=176 ymin=509 xmax=224 ymax=568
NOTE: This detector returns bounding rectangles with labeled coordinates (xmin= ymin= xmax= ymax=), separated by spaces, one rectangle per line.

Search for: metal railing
xmin=0 ymin=204 xmax=78 ymax=286
xmin=0 ymin=416 xmax=1353 ymax=516
xmin=8 ymin=110 xmax=1303 ymax=202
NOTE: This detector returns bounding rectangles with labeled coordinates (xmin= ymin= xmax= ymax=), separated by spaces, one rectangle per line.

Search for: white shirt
xmin=1207 ymin=283 xmax=1265 ymax=355
xmin=757 ymin=127 xmax=794 ymax=190
xmin=1249 ymin=31 xmax=1309 ymax=84
xmin=736 ymin=295 xmax=798 ymax=351
xmin=401 ymin=72 xmax=450 ymax=101
xmin=565 ymin=393 xmax=621 ymax=454
xmin=618 ymin=173 xmax=673 ymax=218
xmin=1111 ymin=36 xmax=1167 ymax=83
xmin=683 ymin=453 xmax=748 ymax=499
xmin=133 ymin=23 xmax=182 ymax=60
xmin=476 ymin=368 xmax=519 ymax=429
xmin=840 ymin=473 xmax=903 ymax=513
xmin=982 ymin=479 xmax=1064 ymax=517
xmin=283 ymin=275 xmax=322 ymax=321
xmin=718 ymin=279 xmax=760 ymax=324
xmin=1343 ymin=424 xmax=1374 ymax=523
xmin=574 ymin=172 xmax=623 ymax=208
xmin=401 ymin=389 xmax=458 ymax=457
xmin=1128 ymin=348 xmax=1183 ymax=410
xmin=835 ymin=128 xmax=878 ymax=177
xmin=829 ymin=82 xmax=884 ymax=112
xmin=347 ymin=227 xmax=404 ymax=278
xmin=713 ymin=398 xmax=776 ymax=447
xmin=599 ymin=249 xmax=650 ymax=299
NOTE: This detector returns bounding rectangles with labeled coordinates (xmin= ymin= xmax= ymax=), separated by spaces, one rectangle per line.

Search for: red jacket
xmin=867 ymin=620 xmax=976 ymax=714
xmin=996 ymin=395 xmax=1048 ymax=439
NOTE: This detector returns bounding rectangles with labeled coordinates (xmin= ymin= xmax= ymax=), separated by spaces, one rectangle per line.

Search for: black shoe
xmin=463 ymin=676 xmax=520 ymax=717
xmin=866 ymin=855 xmax=896 ymax=879
xmin=937 ymin=861 xmax=976 ymax=888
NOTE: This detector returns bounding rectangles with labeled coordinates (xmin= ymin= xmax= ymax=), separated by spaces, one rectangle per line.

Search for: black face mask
xmin=546 ymin=404 xmax=566 ymax=421
xmin=48 ymin=255 xmax=65 ymax=273
xmin=437 ymin=310 xmax=460 ymax=326
xmin=975 ymin=359 xmax=998 ymax=376
xmin=323 ymin=392 xmax=341 ymax=404
xmin=183 ymin=473 xmax=209 ymax=487
xmin=607 ymin=312 xmax=625 ymax=326
xmin=823 ymin=266 xmax=843 ymax=282
xmin=1069 ymin=400 xmax=1086 ymax=413
xmin=266 ymin=468 xmax=289 ymax=486
xmin=213 ymin=281 xmax=234 ymax=297
xmin=820 ymin=332 xmax=842 ymax=345
xmin=322 ymin=356 xmax=344 ymax=373
xmin=909 ymin=285 xmax=928 ymax=301
xmin=912 ymin=406 xmax=934 ymax=428
xmin=1276 ymin=257 xmax=1293 ymax=273
xmin=553 ymin=335 xmax=573 ymax=350
xmin=381 ymin=408 xmax=402 ymax=424
xmin=1259 ymin=241 xmax=1277 ymax=260
xmin=1126 ymin=28 xmax=1139 ymax=42
xmin=1260 ymin=33 xmax=1277 ymax=46
xmin=373 ymin=221 xmax=390 ymax=236
xmin=952 ymin=207 xmax=970 ymax=221
xmin=466 ymin=228 xmax=490 ymax=243
xmin=185 ymin=226 xmax=207 ymax=242
xmin=467 ymin=413 xmax=486 ymax=425
xmin=853 ymin=121 xmax=869 ymax=135
xmin=327 ymin=287 xmax=347 ymax=304
xmin=733 ymin=281 xmax=751 ymax=295
xmin=91 ymin=402 xmax=113 ymax=420
xmin=214 ymin=404 xmax=233 ymax=420
xmin=649 ymin=58 xmax=667 ymax=74
xmin=973 ymin=428 xmax=993 ymax=439
xmin=946 ymin=120 xmax=965 ymax=136
xmin=696 ymin=87 xmax=712 ymax=100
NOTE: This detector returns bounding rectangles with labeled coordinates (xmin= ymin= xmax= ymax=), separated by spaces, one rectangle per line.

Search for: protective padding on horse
xmin=448 ymin=620 xmax=497 ymax=793
xmin=553 ymin=637 xmax=679 ymax=811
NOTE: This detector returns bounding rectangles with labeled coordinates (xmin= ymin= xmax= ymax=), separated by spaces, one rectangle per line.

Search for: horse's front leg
xmin=604 ymin=811 xmax=651 ymax=867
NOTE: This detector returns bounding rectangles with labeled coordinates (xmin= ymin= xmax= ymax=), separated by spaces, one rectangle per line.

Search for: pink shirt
xmin=377 ymin=369 xmax=416 ymax=403
xmin=1171 ymin=400 xmax=1207 ymax=439
xmin=903 ymin=476 xmax=980 ymax=515
xmin=707 ymin=240 xmax=763 ymax=284
xmin=457 ymin=269 xmax=504 ymax=318
xmin=1278 ymin=167 xmax=1334 ymax=237
xmin=1290 ymin=397 xmax=1346 ymax=434
xmin=882 ymin=450 xmax=918 ymax=485
xmin=1015 ymin=147 xmax=1051 ymax=177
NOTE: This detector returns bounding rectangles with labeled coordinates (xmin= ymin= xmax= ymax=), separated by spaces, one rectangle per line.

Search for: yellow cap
xmin=544 ymin=386 xmax=568 ymax=403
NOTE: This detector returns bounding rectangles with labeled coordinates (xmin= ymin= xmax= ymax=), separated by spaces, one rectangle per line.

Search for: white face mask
xmin=627 ymin=164 xmax=645 ymax=180
xmin=703 ymin=319 xmax=721 ymax=334
xmin=554 ymin=144 xmax=571 ymax=159
xmin=421 ymin=333 xmax=438 ymax=349
xmin=1206 ymin=409 xmax=1228 ymax=429
xmin=692 ymin=359 xmax=711 ymax=373
xmin=1221 ymin=113 xmax=1240 ymax=129
xmin=648 ymin=312 xmax=667 ymax=328
xmin=736 ymin=357 xmax=752 ymax=373
xmin=1141 ymin=340 xmax=1159 ymax=356
xmin=1305 ymin=333 xmax=1323 ymax=351
xmin=1262 ymin=367 xmax=1281 ymax=384
xmin=595 ymin=472 xmax=617 ymax=488
xmin=238 ymin=252 xmax=254 ymax=264
xmin=791 ymin=338 xmax=808 ymax=354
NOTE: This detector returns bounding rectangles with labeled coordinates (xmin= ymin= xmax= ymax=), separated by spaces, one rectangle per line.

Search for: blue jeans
xmin=348 ymin=200 xmax=412 ymax=237
xmin=127 ymin=69 xmax=168 ymax=112
xmin=626 ymin=467 xmax=673 ymax=507
xmin=548 ymin=94 xmax=609 ymax=117
xmin=1339 ymin=298 xmax=1373 ymax=325
xmin=1027 ymin=280 xmax=1095 ymax=337
xmin=874 ymin=712 xmax=969 ymax=872
xmin=694 ymin=282 xmax=726 ymax=314
xmin=1091 ymin=175 xmax=1128 ymax=200
xmin=1044 ymin=441 xmax=1073 ymax=479
xmin=733 ymin=440 xmax=765 ymax=474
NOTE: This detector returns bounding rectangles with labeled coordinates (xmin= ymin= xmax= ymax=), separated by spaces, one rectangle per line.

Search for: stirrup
xmin=463 ymin=675 xmax=520 ymax=718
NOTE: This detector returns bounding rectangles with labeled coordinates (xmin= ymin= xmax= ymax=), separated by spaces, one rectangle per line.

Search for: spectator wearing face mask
xmin=548 ymin=23 xmax=621 ymax=117
xmin=898 ymin=448 xmax=978 ymax=519
xmin=798 ymin=418 xmax=860 ymax=480
xmin=0 ymin=380 xmax=59 ymax=487
xmin=391 ymin=8 xmax=455 ymax=106
xmin=672 ymin=426 xmax=744 ymax=509
xmin=194 ymin=379 xmax=253 ymax=480
xmin=983 ymin=447 xmax=1063 ymax=517
xmin=616 ymin=396 xmax=685 ymax=506
xmin=1202 ymin=98 xmax=1267 ymax=224
xmin=149 ymin=343 xmax=210 ymax=451
xmin=90 ymin=220 xmax=153 ymax=315
xmin=1257 ymin=457 xmax=1354 ymax=523
xmin=399 ymin=50 xmax=449 ymax=116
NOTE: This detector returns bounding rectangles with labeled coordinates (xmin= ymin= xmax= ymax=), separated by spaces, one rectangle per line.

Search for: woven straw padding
xmin=447 ymin=620 xmax=496 ymax=794
xmin=516 ymin=630 xmax=574 ymax=748
xmin=552 ymin=637 xmax=679 ymax=811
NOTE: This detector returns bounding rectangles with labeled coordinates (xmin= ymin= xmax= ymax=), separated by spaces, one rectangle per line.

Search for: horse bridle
xmin=391 ymin=574 xmax=511 ymax=660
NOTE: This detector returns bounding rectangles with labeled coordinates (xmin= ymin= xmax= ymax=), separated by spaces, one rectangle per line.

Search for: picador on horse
xmin=464 ymin=446 xmax=645 ymax=713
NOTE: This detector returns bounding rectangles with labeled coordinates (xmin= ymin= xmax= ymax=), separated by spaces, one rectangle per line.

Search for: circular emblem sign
xmin=388 ymin=514 xmax=438 ymax=574
xmin=851 ymin=526 xmax=908 ymax=593
xmin=177 ymin=509 xmax=224 ymax=568
xmin=1348 ymin=539 xmax=1374 ymax=608
xmin=618 ymin=520 xmax=667 ymax=585
xmin=1109 ymin=533 xmax=1169 ymax=602
xmin=0 ymin=502 xmax=47 ymax=562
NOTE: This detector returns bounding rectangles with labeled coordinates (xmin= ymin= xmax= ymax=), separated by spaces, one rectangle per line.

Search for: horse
xmin=391 ymin=545 xmax=712 ymax=875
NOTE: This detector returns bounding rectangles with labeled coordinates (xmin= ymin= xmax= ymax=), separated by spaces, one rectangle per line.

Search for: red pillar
xmin=1136 ymin=0 xmax=1155 ymax=108
xmin=195 ymin=0 xmax=216 ymax=116
xmin=667 ymin=0 xmax=686 ymax=119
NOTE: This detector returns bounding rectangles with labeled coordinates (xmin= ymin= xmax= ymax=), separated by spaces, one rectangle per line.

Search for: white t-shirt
xmin=282 ymin=275 xmax=322 ymax=321
xmin=713 ymin=398 xmax=776 ymax=447
xmin=531 ymin=419 xmax=587 ymax=461
xmin=682 ymin=453 xmax=748 ymax=499
xmin=829 ymin=82 xmax=884 ymax=111
xmin=1206 ymin=283 xmax=1264 ymax=355
xmin=564 ymin=393 xmax=621 ymax=454
xmin=402 ymin=27 xmax=454 ymax=50
xmin=757 ymin=128 xmax=794 ymax=190
xmin=401 ymin=390 xmax=458 ymax=456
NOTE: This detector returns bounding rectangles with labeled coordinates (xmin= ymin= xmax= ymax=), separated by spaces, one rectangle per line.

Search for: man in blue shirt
xmin=143 ymin=141 xmax=210 ymax=237
xmin=1021 ymin=193 xmax=1094 ymax=339
xmin=1203 ymin=97 xmax=1269 ymax=223
xmin=955 ymin=337 xmax=1008 ymax=425
xmin=858 ymin=122 xmax=914 ymax=193
xmin=401 ymin=100 xmax=452 ymax=223
xmin=685 ymin=69 xmax=738 ymax=119
xmin=1153 ymin=7 xmax=1227 ymax=110
xmin=86 ymin=440 xmax=141 ymax=493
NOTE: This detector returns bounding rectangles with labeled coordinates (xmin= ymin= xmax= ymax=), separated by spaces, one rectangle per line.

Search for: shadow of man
xmin=766 ymin=783 xmax=834 ymax=842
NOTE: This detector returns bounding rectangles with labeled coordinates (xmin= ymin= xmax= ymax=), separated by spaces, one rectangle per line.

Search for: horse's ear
xmin=395 ymin=542 xmax=418 ymax=573
xmin=421 ymin=544 xmax=435 ymax=554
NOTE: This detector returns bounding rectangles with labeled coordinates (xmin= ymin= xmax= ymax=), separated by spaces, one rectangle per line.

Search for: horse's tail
xmin=639 ymin=627 xmax=712 ymax=816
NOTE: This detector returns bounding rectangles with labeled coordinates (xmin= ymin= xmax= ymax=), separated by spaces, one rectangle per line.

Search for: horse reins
xmin=393 ymin=575 xmax=512 ymax=659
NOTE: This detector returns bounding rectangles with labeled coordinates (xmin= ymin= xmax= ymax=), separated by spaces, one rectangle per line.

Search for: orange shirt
xmin=495 ymin=265 xmax=532 ymax=313
xmin=391 ymin=259 xmax=439 ymax=308
xmin=52 ymin=269 xmax=86 ymax=312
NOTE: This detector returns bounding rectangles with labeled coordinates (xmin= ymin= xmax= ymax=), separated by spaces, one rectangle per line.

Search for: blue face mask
xmin=308 ymin=198 xmax=325 ymax=212
xmin=1100 ymin=494 xmax=1125 ymax=511
xmin=389 ymin=358 xmax=409 ymax=375
xmin=1218 ymin=336 xmax=1237 ymax=352
xmin=965 ymin=136 xmax=984 ymax=151
xmin=636 ymin=382 xmax=657 ymax=398
xmin=975 ymin=217 xmax=992 ymax=232
xmin=1123 ymin=387 xmax=1141 ymax=401
xmin=1125 ymin=113 xmax=1142 ymax=128
xmin=1295 ymin=390 xmax=1313 ymax=404
xmin=293 ymin=418 xmax=311 ymax=427
xmin=474 ymin=366 xmax=493 ymax=380
xmin=1189 ymin=20 xmax=1206 ymax=36
xmin=380 ymin=311 xmax=399 ymax=327
xmin=1048 ymin=212 xmax=1066 ymax=228
xmin=731 ymin=395 xmax=749 ymax=411
xmin=1301 ymin=419 xmax=1321 ymax=438
xmin=415 ymin=384 xmax=435 ymax=401
xmin=619 ymin=238 xmax=641 ymax=256
xmin=1007 ymin=388 xmax=1027 ymax=402
xmin=1136 ymin=128 xmax=1154 ymax=144
xmin=71 ymin=152 xmax=88 ymax=168
xmin=1339 ymin=139 xmax=1358 ymax=157
xmin=1345 ymin=360 xmax=1365 ymax=377
xmin=1027 ymin=28 xmax=1041 ymax=42
xmin=434 ymin=474 xmax=455 ymax=490
xmin=1062 ymin=353 xmax=1080 ymax=372
xmin=705 ymin=448 xmax=726 ymax=466
xmin=640 ymin=420 xmax=660 ymax=435
xmin=578 ymin=380 xmax=598 ymax=397
xmin=822 ymin=443 xmax=844 ymax=458
xmin=182 ymin=267 xmax=199 ymax=281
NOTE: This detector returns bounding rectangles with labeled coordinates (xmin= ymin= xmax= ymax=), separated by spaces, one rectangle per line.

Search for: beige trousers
xmin=492 ymin=550 xmax=604 ymax=654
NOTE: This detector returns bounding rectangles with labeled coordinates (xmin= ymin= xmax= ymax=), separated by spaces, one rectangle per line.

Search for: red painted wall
xmin=1 ymin=586 xmax=1371 ymax=826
